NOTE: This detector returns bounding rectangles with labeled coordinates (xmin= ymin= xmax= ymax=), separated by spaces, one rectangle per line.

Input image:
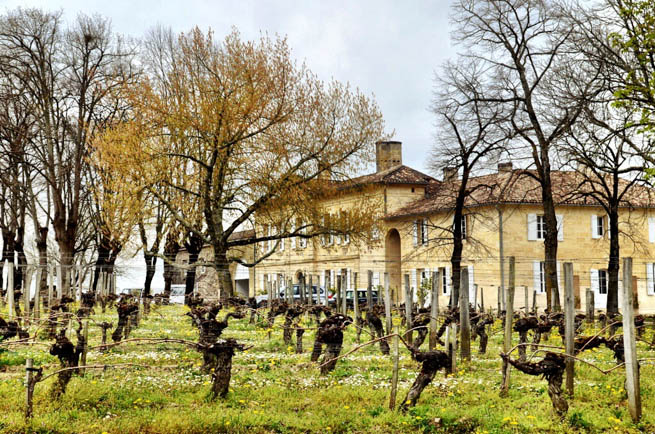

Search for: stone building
xmin=254 ymin=141 xmax=655 ymax=313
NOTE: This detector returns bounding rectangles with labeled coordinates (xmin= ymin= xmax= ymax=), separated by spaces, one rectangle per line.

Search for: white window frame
xmin=412 ymin=220 xmax=419 ymax=246
xmin=536 ymin=215 xmax=546 ymax=240
xmin=598 ymin=270 xmax=608 ymax=295
xmin=420 ymin=219 xmax=428 ymax=245
xmin=647 ymin=263 xmax=655 ymax=296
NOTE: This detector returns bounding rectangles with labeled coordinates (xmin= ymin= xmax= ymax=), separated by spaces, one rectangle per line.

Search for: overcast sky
xmin=1 ymin=0 xmax=458 ymax=289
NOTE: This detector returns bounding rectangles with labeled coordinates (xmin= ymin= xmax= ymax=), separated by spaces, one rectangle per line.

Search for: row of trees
xmin=0 ymin=9 xmax=386 ymax=302
xmin=431 ymin=0 xmax=655 ymax=313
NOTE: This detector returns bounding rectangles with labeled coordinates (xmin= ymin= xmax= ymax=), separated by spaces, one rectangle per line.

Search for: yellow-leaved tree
xmin=95 ymin=27 xmax=386 ymax=300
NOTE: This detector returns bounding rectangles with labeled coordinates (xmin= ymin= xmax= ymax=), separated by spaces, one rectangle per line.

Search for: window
xmin=536 ymin=215 xmax=546 ymax=240
xmin=413 ymin=219 xmax=428 ymax=246
xmin=539 ymin=262 xmax=545 ymax=293
xmin=371 ymin=226 xmax=380 ymax=240
xmin=598 ymin=270 xmax=608 ymax=295
xmin=420 ymin=219 xmax=428 ymax=244
xmin=439 ymin=267 xmax=448 ymax=295
xmin=596 ymin=216 xmax=604 ymax=237
xmin=461 ymin=215 xmax=467 ymax=239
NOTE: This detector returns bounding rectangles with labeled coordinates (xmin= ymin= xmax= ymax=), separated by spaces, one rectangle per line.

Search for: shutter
xmin=533 ymin=261 xmax=542 ymax=293
xmin=413 ymin=221 xmax=418 ymax=246
xmin=557 ymin=261 xmax=562 ymax=288
xmin=649 ymin=217 xmax=655 ymax=243
xmin=411 ymin=269 xmax=417 ymax=290
xmin=268 ymin=226 xmax=272 ymax=251
xmin=423 ymin=220 xmax=429 ymax=244
xmin=590 ymin=269 xmax=599 ymax=293
xmin=260 ymin=274 xmax=265 ymax=292
xmin=468 ymin=265 xmax=475 ymax=299
xmin=591 ymin=214 xmax=599 ymax=239
xmin=556 ymin=215 xmax=564 ymax=241
xmin=373 ymin=272 xmax=380 ymax=287
xmin=648 ymin=264 xmax=655 ymax=296
xmin=347 ymin=269 xmax=352 ymax=290
xmin=445 ymin=266 xmax=451 ymax=295
xmin=330 ymin=270 xmax=335 ymax=289
xmin=528 ymin=214 xmax=537 ymax=241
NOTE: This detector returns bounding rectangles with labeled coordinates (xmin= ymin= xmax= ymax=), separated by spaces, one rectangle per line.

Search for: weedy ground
xmin=1 ymin=303 xmax=654 ymax=433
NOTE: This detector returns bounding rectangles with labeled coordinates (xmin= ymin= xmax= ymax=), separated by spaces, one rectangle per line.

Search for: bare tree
xmin=430 ymin=59 xmax=508 ymax=306
xmin=563 ymin=105 xmax=650 ymax=313
xmin=450 ymin=0 xmax=601 ymax=310
xmin=0 ymin=9 xmax=138 ymax=297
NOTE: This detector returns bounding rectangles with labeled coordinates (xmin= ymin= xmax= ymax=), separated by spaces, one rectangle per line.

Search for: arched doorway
xmin=385 ymin=229 xmax=401 ymax=302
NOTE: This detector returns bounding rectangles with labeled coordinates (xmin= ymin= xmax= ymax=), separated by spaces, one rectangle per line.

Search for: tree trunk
xmin=450 ymin=169 xmax=469 ymax=308
xmin=143 ymin=252 xmax=157 ymax=297
xmin=91 ymin=243 xmax=110 ymax=294
xmin=14 ymin=226 xmax=26 ymax=296
xmin=213 ymin=248 xmax=234 ymax=300
xmin=36 ymin=227 xmax=49 ymax=307
xmin=542 ymin=180 xmax=560 ymax=312
xmin=607 ymin=206 xmax=620 ymax=314
xmin=184 ymin=232 xmax=203 ymax=304
xmin=58 ymin=242 xmax=75 ymax=298
xmin=163 ymin=230 xmax=181 ymax=304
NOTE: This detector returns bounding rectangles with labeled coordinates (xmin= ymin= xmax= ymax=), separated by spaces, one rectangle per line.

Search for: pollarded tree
xmin=0 ymin=9 xmax=138 ymax=296
xmin=95 ymin=28 xmax=386 ymax=299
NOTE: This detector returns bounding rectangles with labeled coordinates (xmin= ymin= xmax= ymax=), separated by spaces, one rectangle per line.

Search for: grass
xmin=1 ymin=303 xmax=655 ymax=433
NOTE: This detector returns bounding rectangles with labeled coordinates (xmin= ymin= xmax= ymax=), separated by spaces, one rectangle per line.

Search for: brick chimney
xmin=443 ymin=166 xmax=458 ymax=182
xmin=498 ymin=162 xmax=513 ymax=174
xmin=376 ymin=141 xmax=402 ymax=172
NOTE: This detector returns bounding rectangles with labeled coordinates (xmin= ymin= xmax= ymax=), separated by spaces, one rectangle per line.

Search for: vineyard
xmin=2 ymin=292 xmax=655 ymax=434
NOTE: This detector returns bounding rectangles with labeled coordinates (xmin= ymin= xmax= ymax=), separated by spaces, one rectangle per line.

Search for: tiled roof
xmin=340 ymin=165 xmax=435 ymax=189
xmin=386 ymin=169 xmax=655 ymax=220
xmin=228 ymin=229 xmax=255 ymax=241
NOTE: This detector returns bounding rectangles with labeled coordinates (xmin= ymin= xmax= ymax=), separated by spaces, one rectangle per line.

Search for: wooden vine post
xmin=33 ymin=267 xmax=41 ymax=320
xmin=564 ymin=262 xmax=575 ymax=396
xmin=367 ymin=270 xmax=373 ymax=309
xmin=429 ymin=270 xmax=440 ymax=350
xmin=622 ymin=257 xmax=641 ymax=422
xmin=7 ymin=262 xmax=14 ymax=320
xmin=524 ymin=286 xmax=529 ymax=315
xmin=473 ymin=284 xmax=478 ymax=312
xmin=404 ymin=274 xmax=412 ymax=346
xmin=81 ymin=320 xmax=89 ymax=376
xmin=459 ymin=267 xmax=471 ymax=362
xmin=500 ymin=256 xmax=515 ymax=397
xmin=47 ymin=264 xmax=53 ymax=309
xmin=24 ymin=267 xmax=32 ymax=322
xmin=384 ymin=272 xmax=392 ymax=335
xmin=585 ymin=289 xmax=594 ymax=323
xmin=389 ymin=319 xmax=400 ymax=410
xmin=341 ymin=270 xmax=347 ymax=315
xmin=353 ymin=273 xmax=359 ymax=331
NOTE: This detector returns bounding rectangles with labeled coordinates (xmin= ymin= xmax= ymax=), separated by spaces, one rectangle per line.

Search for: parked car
xmin=169 ymin=284 xmax=186 ymax=304
xmin=345 ymin=289 xmax=380 ymax=308
xmin=255 ymin=284 xmax=332 ymax=307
